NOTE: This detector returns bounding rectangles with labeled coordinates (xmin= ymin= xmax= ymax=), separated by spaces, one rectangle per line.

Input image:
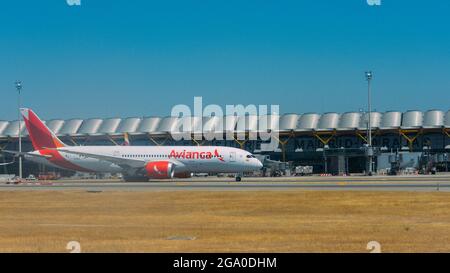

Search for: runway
xmin=1 ymin=175 xmax=450 ymax=192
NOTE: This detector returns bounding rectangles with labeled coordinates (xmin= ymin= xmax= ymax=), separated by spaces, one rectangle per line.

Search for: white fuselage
xmin=26 ymin=146 xmax=263 ymax=175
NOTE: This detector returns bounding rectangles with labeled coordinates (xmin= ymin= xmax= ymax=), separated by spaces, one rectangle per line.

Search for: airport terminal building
xmin=1 ymin=109 xmax=449 ymax=177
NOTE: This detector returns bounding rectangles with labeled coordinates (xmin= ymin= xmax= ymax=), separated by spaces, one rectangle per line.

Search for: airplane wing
xmin=55 ymin=148 xmax=185 ymax=171
xmin=55 ymin=148 xmax=148 ymax=169
xmin=0 ymin=149 xmax=52 ymax=159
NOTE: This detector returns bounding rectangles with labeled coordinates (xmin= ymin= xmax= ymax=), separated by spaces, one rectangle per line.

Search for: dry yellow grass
xmin=0 ymin=190 xmax=450 ymax=252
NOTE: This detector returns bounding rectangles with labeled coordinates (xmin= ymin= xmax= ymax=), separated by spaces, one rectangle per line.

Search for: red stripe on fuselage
xmin=39 ymin=149 xmax=93 ymax=172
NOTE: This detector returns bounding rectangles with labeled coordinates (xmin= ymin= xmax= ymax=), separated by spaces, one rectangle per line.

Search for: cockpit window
xmin=246 ymin=154 xmax=256 ymax=158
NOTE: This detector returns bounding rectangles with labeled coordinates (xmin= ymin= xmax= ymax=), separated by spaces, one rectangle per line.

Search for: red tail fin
xmin=21 ymin=108 xmax=66 ymax=150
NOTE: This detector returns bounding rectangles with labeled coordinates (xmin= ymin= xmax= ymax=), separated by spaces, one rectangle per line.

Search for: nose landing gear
xmin=235 ymin=173 xmax=243 ymax=182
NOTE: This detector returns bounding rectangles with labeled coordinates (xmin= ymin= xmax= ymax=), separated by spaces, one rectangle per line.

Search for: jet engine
xmin=145 ymin=161 xmax=175 ymax=179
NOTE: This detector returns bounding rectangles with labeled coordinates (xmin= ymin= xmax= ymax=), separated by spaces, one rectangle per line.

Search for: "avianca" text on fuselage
xmin=169 ymin=149 xmax=224 ymax=161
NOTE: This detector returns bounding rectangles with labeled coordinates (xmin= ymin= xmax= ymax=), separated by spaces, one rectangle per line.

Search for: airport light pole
xmin=15 ymin=81 xmax=23 ymax=180
xmin=365 ymin=71 xmax=373 ymax=176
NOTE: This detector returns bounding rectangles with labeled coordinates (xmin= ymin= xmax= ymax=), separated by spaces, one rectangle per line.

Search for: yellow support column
xmin=68 ymin=137 xmax=78 ymax=146
xmin=233 ymin=132 xmax=248 ymax=150
xmin=148 ymin=134 xmax=168 ymax=146
xmin=234 ymin=138 xmax=247 ymax=150
xmin=443 ymin=128 xmax=450 ymax=138
xmin=274 ymin=132 xmax=294 ymax=162
xmin=192 ymin=138 xmax=205 ymax=146
xmin=0 ymin=143 xmax=8 ymax=150
xmin=106 ymin=135 xmax=119 ymax=146
xmin=356 ymin=129 xmax=380 ymax=145
xmin=399 ymin=129 xmax=421 ymax=151
xmin=313 ymin=130 xmax=336 ymax=146
xmin=356 ymin=131 xmax=368 ymax=143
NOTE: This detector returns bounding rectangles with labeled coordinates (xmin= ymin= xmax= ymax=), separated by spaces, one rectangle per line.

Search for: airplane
xmin=1 ymin=108 xmax=263 ymax=182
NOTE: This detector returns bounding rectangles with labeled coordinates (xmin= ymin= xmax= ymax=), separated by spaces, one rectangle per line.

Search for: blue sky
xmin=1 ymin=0 xmax=449 ymax=120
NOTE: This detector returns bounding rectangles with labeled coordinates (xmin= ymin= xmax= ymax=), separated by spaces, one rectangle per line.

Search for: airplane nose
xmin=256 ymin=160 xmax=263 ymax=169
